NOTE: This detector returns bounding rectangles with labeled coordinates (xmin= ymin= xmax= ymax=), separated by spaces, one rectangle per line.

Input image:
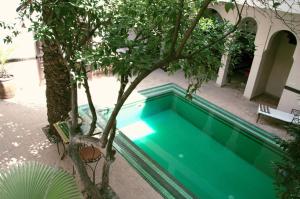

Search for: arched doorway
xmin=227 ymin=18 xmax=257 ymax=90
xmin=203 ymin=8 xmax=223 ymax=21
xmin=203 ymin=8 xmax=224 ymax=81
xmin=252 ymin=30 xmax=297 ymax=106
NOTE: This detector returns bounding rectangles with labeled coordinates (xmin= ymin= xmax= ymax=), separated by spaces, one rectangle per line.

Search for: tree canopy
xmin=17 ymin=0 xmax=299 ymax=198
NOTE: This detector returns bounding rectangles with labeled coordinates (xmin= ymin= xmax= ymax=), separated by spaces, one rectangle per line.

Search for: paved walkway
xmin=0 ymin=69 xmax=286 ymax=198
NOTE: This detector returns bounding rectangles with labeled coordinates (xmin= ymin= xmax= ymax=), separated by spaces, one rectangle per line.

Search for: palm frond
xmin=0 ymin=162 xmax=83 ymax=199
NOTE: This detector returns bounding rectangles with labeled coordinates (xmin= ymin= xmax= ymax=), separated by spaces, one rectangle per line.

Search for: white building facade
xmin=213 ymin=2 xmax=300 ymax=112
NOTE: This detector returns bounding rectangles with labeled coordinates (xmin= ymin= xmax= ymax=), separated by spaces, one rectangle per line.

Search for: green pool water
xmin=113 ymin=85 xmax=282 ymax=199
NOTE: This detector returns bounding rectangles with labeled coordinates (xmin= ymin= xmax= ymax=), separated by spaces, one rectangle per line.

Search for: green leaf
xmin=225 ymin=2 xmax=235 ymax=13
xmin=0 ymin=162 xmax=83 ymax=199
xmin=273 ymin=2 xmax=281 ymax=8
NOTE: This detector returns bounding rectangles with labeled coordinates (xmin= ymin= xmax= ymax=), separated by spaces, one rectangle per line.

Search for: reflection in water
xmin=120 ymin=121 xmax=155 ymax=141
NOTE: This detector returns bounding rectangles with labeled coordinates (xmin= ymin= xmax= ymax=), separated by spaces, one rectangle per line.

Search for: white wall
xmin=278 ymin=42 xmax=300 ymax=111
xmin=278 ymin=89 xmax=300 ymax=111
xmin=1 ymin=0 xmax=40 ymax=87
xmin=0 ymin=0 xmax=37 ymax=58
xmin=251 ymin=43 xmax=277 ymax=97
xmin=212 ymin=3 xmax=300 ymax=112
xmin=265 ymin=32 xmax=295 ymax=97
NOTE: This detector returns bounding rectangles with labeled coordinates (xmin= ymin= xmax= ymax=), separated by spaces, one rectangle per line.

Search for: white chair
xmin=256 ymin=104 xmax=299 ymax=124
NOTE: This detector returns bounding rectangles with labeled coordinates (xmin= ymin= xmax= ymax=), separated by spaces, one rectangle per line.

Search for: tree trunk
xmin=42 ymin=0 xmax=71 ymax=137
xmin=82 ymin=66 xmax=97 ymax=136
xmin=101 ymin=122 xmax=117 ymax=192
xmin=100 ymin=58 xmax=174 ymax=147
xmin=69 ymin=142 xmax=102 ymax=199
xmin=100 ymin=76 xmax=126 ymax=193
xmin=43 ymin=40 xmax=71 ymax=137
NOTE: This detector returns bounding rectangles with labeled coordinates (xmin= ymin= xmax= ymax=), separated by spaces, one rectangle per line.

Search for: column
xmin=216 ymin=53 xmax=231 ymax=87
xmin=243 ymin=23 xmax=272 ymax=99
xmin=277 ymin=45 xmax=300 ymax=112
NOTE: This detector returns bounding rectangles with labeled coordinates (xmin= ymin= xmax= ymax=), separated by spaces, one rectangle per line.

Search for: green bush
xmin=275 ymin=124 xmax=300 ymax=198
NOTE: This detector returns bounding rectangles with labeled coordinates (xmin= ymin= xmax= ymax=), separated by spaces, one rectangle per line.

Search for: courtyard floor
xmin=0 ymin=69 xmax=287 ymax=198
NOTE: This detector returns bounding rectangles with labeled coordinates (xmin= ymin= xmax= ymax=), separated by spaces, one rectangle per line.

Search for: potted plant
xmin=0 ymin=46 xmax=16 ymax=99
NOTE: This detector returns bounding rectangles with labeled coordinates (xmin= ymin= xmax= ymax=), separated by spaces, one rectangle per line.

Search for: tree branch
xmin=72 ymin=135 xmax=102 ymax=147
xmin=170 ymin=0 xmax=184 ymax=53
xmin=100 ymin=121 xmax=117 ymax=192
xmin=175 ymin=0 xmax=213 ymax=57
xmin=82 ymin=65 xmax=97 ymax=136
xmin=80 ymin=26 xmax=98 ymax=47
xmin=69 ymin=142 xmax=102 ymax=199
xmin=70 ymin=75 xmax=79 ymax=137
xmin=188 ymin=1 xmax=245 ymax=58
xmin=100 ymin=57 xmax=175 ymax=147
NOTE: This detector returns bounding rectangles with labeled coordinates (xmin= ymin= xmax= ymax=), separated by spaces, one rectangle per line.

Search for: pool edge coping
xmin=82 ymin=83 xmax=285 ymax=199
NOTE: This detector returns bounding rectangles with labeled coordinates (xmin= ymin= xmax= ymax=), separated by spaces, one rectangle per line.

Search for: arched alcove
xmin=252 ymin=30 xmax=297 ymax=106
xmin=202 ymin=8 xmax=224 ymax=82
xmin=203 ymin=8 xmax=223 ymax=22
xmin=227 ymin=17 xmax=257 ymax=90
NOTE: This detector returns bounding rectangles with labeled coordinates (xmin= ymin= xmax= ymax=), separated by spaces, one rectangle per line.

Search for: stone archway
xmin=204 ymin=8 xmax=223 ymax=21
xmin=216 ymin=17 xmax=257 ymax=89
xmin=227 ymin=17 xmax=257 ymax=90
xmin=251 ymin=30 xmax=297 ymax=106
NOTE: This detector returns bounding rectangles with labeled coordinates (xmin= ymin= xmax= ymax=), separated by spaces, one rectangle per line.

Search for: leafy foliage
xmin=0 ymin=162 xmax=83 ymax=199
xmin=275 ymin=124 xmax=300 ymax=198
xmin=227 ymin=25 xmax=256 ymax=80
xmin=0 ymin=46 xmax=14 ymax=78
xmin=19 ymin=0 xmax=243 ymax=94
xmin=225 ymin=2 xmax=235 ymax=13
xmin=18 ymin=0 xmax=250 ymax=196
xmin=19 ymin=0 xmax=112 ymax=76
xmin=0 ymin=21 xmax=20 ymax=44
xmin=0 ymin=21 xmax=19 ymax=78
xmin=84 ymin=0 xmax=238 ymax=95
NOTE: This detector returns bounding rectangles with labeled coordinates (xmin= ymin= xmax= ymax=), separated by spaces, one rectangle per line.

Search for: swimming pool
xmin=103 ymin=84 xmax=283 ymax=199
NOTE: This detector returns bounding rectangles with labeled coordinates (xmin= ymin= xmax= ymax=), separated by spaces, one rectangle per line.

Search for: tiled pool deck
xmin=0 ymin=69 xmax=287 ymax=198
